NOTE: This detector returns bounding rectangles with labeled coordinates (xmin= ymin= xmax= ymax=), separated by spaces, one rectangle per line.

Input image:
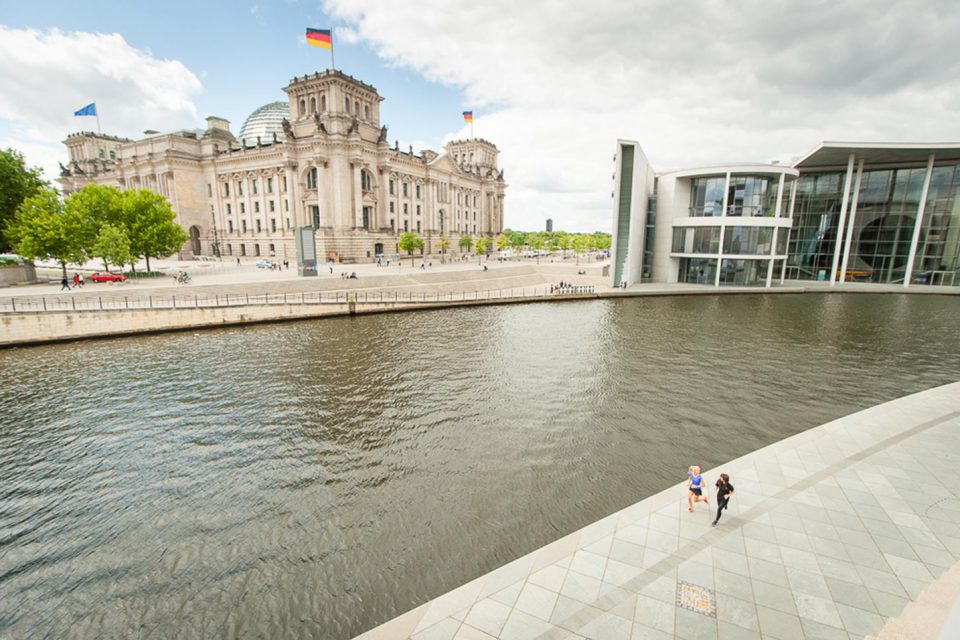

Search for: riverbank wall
xmin=1 ymin=282 xmax=957 ymax=348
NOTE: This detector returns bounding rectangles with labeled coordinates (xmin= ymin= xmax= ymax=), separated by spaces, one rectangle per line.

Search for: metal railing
xmin=0 ymin=285 xmax=597 ymax=314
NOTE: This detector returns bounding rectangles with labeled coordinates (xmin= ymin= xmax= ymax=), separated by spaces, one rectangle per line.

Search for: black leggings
xmin=714 ymin=498 xmax=729 ymax=523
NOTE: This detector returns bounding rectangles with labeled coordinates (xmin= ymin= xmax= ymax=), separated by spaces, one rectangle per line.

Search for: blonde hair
xmin=689 ymin=465 xmax=701 ymax=474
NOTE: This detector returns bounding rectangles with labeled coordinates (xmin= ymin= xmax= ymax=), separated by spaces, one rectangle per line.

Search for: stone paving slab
xmin=352 ymin=381 xmax=960 ymax=640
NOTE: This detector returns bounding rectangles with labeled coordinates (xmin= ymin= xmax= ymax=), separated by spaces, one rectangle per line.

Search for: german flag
xmin=463 ymin=111 xmax=473 ymax=122
xmin=306 ymin=28 xmax=332 ymax=50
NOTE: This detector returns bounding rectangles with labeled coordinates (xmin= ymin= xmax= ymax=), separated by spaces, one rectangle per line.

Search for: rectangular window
xmin=416 ymin=205 xmax=421 ymax=216
xmin=207 ymin=184 xmax=212 ymax=197
xmin=254 ymin=202 xmax=260 ymax=213
xmin=270 ymin=219 xmax=276 ymax=232
xmin=389 ymin=180 xmax=394 ymax=195
xmin=255 ymin=244 xmax=260 ymax=256
xmin=237 ymin=181 xmax=243 ymax=196
xmin=98 ymin=148 xmax=104 ymax=159
xmin=403 ymin=203 xmax=408 ymax=214
xmin=417 ymin=221 xmax=421 ymax=233
xmin=286 ymin=217 xmax=290 ymax=229
xmin=242 ymin=220 xmax=247 ymax=233
xmin=224 ymin=183 xmax=230 ymax=197
xmin=403 ymin=183 xmax=408 ymax=197
xmin=109 ymin=150 xmax=116 ymax=160
xmin=269 ymin=200 xmax=275 ymax=212
xmin=311 ymin=206 xmax=320 ymax=228
xmin=267 ymin=177 xmax=273 ymax=193
xmin=362 ymin=206 xmax=371 ymax=230
xmin=416 ymin=185 xmax=421 ymax=199
xmin=227 ymin=203 xmax=232 ymax=215
xmin=228 ymin=220 xmax=233 ymax=233
xmin=241 ymin=244 xmax=246 ymax=256
xmin=390 ymin=218 xmax=395 ymax=231
xmin=284 ymin=199 xmax=288 ymax=211
xmin=404 ymin=220 xmax=409 ymax=232
xmin=390 ymin=202 xmax=395 ymax=213
xmin=252 ymin=179 xmax=258 ymax=195
xmin=283 ymin=176 xmax=287 ymax=192
xmin=227 ymin=244 xmax=232 ymax=255
xmin=241 ymin=203 xmax=246 ymax=214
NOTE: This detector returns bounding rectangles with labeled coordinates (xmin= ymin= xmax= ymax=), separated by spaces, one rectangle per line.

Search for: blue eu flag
xmin=74 ymin=103 xmax=97 ymax=116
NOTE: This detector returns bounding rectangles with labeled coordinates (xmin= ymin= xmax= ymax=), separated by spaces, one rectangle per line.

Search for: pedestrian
xmin=420 ymin=261 xmax=425 ymax=270
xmin=712 ymin=473 xmax=734 ymax=526
xmin=72 ymin=273 xmax=80 ymax=288
xmin=78 ymin=274 xmax=85 ymax=287
xmin=237 ymin=257 xmax=241 ymax=266
xmin=687 ymin=465 xmax=709 ymax=512
xmin=60 ymin=276 xmax=70 ymax=291
xmin=428 ymin=261 xmax=432 ymax=268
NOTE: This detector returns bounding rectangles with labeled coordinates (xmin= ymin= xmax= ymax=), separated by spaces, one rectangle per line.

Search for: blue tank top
xmin=689 ymin=472 xmax=702 ymax=488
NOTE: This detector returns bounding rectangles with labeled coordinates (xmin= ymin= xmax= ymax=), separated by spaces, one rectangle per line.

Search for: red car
xmin=90 ymin=272 xmax=126 ymax=283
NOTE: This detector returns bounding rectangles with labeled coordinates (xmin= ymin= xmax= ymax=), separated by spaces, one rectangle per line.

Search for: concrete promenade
xmin=353 ymin=382 xmax=960 ymax=640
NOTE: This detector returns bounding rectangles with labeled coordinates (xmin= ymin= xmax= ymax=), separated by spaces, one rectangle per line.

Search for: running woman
xmin=687 ymin=465 xmax=709 ymax=512
xmin=712 ymin=473 xmax=734 ymax=526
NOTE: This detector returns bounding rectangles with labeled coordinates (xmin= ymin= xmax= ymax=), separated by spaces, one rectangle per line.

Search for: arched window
xmin=299 ymin=99 xmax=305 ymax=116
xmin=321 ymin=94 xmax=327 ymax=112
xmin=469 ymin=153 xmax=474 ymax=163
xmin=310 ymin=97 xmax=317 ymax=113
xmin=306 ymin=167 xmax=318 ymax=189
xmin=354 ymin=101 xmax=359 ymax=116
xmin=364 ymin=104 xmax=370 ymax=120
xmin=361 ymin=170 xmax=372 ymax=191
xmin=345 ymin=97 xmax=350 ymax=112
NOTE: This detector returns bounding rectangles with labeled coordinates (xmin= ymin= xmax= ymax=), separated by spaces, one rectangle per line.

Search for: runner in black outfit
xmin=712 ymin=473 xmax=734 ymax=527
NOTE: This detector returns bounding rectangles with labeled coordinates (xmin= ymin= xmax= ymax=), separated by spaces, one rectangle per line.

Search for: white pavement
xmin=353 ymin=382 xmax=960 ymax=640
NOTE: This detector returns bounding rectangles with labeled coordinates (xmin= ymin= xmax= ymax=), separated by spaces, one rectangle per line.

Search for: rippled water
xmin=1 ymin=293 xmax=959 ymax=638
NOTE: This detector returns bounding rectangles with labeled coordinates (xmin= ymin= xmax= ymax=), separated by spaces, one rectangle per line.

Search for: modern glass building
xmin=612 ymin=140 xmax=960 ymax=288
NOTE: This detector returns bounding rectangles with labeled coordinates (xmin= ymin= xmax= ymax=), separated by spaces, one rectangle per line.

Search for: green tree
xmin=0 ymin=148 xmax=47 ymax=251
xmin=398 ymin=231 xmax=424 ymax=265
xmin=91 ymin=223 xmax=133 ymax=272
xmin=594 ymin=232 xmax=612 ymax=251
xmin=475 ymin=236 xmax=489 ymax=255
xmin=508 ymin=231 xmax=526 ymax=251
xmin=530 ymin=233 xmax=546 ymax=251
xmin=436 ymin=236 xmax=450 ymax=263
xmin=6 ymin=188 xmax=89 ymax=277
xmin=495 ymin=232 xmax=507 ymax=252
xmin=66 ymin=183 xmax=124 ymax=227
xmin=121 ymin=189 xmax=188 ymax=271
xmin=459 ymin=234 xmax=473 ymax=253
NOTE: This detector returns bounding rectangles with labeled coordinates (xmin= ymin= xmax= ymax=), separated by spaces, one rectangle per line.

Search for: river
xmin=0 ymin=293 xmax=958 ymax=638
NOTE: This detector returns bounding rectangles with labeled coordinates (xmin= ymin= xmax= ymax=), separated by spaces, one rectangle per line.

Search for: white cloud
xmin=0 ymin=26 xmax=203 ymax=184
xmin=324 ymin=0 xmax=960 ymax=232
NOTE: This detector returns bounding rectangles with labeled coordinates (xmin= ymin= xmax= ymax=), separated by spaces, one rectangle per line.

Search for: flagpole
xmin=331 ymin=46 xmax=335 ymax=71
xmin=471 ymin=118 xmax=474 ymax=139
xmin=95 ymin=103 xmax=101 ymax=135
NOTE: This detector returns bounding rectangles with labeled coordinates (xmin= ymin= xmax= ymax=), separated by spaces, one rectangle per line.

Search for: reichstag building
xmin=58 ymin=70 xmax=508 ymax=263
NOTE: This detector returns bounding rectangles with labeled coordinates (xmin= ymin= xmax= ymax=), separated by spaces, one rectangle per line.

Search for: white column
xmin=839 ymin=159 xmax=865 ymax=283
xmin=903 ymin=153 xmax=936 ymax=288
xmin=353 ymin=163 xmax=362 ymax=229
xmin=715 ymin=171 xmax=731 ymax=287
xmin=780 ymin=180 xmax=797 ymax=285
xmin=829 ymin=153 xmax=856 ymax=286
xmin=765 ymin=174 xmax=786 ymax=288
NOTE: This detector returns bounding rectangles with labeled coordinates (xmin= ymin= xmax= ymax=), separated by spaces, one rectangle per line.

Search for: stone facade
xmin=58 ymin=70 xmax=507 ymax=263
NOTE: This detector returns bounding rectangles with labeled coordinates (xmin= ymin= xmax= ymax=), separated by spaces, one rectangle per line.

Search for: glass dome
xmin=238 ymin=101 xmax=290 ymax=146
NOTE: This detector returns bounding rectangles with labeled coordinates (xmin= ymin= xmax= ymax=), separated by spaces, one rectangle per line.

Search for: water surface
xmin=1 ymin=293 xmax=958 ymax=638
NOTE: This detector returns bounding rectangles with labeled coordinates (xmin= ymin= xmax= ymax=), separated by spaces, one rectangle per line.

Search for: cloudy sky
xmin=2 ymin=1 xmax=958 ymax=232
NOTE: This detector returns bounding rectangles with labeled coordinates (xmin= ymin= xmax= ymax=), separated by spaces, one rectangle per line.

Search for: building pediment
xmin=427 ymin=153 xmax=459 ymax=174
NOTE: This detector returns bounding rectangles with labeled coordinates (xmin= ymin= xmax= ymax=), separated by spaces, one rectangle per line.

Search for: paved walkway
xmin=354 ymin=382 xmax=960 ymax=640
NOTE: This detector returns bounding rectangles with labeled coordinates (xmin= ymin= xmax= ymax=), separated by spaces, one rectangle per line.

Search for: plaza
xmin=354 ymin=382 xmax=960 ymax=640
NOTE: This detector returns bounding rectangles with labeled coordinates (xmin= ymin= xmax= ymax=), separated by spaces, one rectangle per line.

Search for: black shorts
xmin=690 ymin=487 xmax=702 ymax=496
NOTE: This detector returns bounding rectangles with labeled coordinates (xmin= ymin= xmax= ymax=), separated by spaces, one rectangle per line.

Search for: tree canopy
xmin=0 ymin=148 xmax=47 ymax=251
xmin=6 ymin=188 xmax=90 ymax=277
xmin=6 ymin=182 xmax=188 ymax=273
xmin=458 ymin=234 xmax=473 ymax=251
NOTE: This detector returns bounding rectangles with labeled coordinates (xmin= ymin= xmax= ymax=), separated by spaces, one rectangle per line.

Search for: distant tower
xmin=546 ymin=218 xmax=553 ymax=232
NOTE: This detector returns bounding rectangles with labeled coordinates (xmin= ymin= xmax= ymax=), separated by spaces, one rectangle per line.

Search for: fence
xmin=0 ymin=285 xmax=597 ymax=314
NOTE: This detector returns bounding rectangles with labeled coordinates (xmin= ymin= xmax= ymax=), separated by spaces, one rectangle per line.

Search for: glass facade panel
xmin=845 ymin=167 xmax=927 ymax=283
xmin=916 ymin=164 xmax=960 ymax=284
xmin=672 ymin=226 xmax=720 ymax=253
xmin=719 ymin=259 xmax=768 ymax=286
xmin=689 ymin=177 xmax=724 ymax=216
xmin=775 ymin=228 xmax=788 ymax=255
xmin=786 ymin=172 xmax=845 ymax=280
xmin=726 ymin=176 xmax=774 ymax=216
xmin=722 ymin=226 xmax=773 ymax=255
xmin=678 ymin=258 xmax=717 ymax=284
